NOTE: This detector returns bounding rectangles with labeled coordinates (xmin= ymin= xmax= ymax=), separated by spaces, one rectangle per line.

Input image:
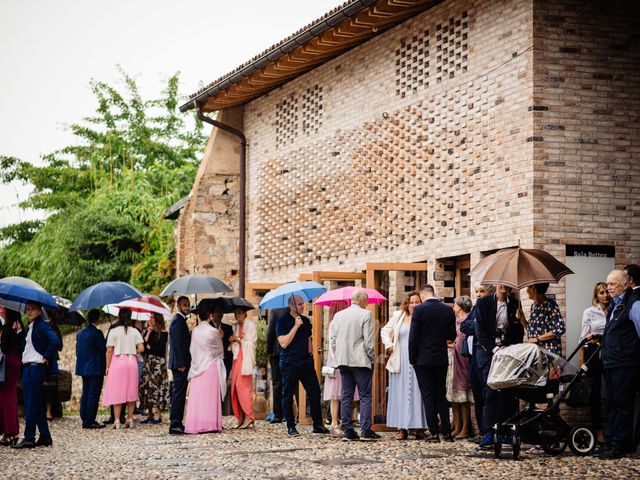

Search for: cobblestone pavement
xmin=1 ymin=416 xmax=638 ymax=479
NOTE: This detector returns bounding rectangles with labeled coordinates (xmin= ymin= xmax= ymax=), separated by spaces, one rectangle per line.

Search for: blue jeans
xmin=22 ymin=364 xmax=51 ymax=442
xmin=280 ymin=358 xmax=322 ymax=428
xmin=339 ymin=366 xmax=372 ymax=433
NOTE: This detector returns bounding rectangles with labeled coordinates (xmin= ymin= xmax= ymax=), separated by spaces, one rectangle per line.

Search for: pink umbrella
xmin=314 ymin=286 xmax=387 ymax=306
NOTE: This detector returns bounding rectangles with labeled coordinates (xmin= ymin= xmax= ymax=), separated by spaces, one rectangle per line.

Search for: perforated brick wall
xmin=244 ymin=0 xmax=536 ymax=282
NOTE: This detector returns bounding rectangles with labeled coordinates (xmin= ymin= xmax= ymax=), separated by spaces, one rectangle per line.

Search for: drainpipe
xmin=195 ymin=103 xmax=247 ymax=298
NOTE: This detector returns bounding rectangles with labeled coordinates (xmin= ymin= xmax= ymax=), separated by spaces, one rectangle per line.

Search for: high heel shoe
xmin=113 ymin=422 xmax=122 ymax=430
xmin=238 ymin=418 xmax=255 ymax=429
xmin=124 ymin=419 xmax=135 ymax=429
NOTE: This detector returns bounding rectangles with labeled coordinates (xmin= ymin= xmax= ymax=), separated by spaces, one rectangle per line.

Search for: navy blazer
xmin=474 ymin=294 xmax=524 ymax=368
xmin=75 ymin=324 xmax=106 ymax=376
xmin=30 ymin=316 xmax=62 ymax=374
xmin=409 ymin=298 xmax=456 ymax=367
xmin=168 ymin=313 xmax=191 ymax=371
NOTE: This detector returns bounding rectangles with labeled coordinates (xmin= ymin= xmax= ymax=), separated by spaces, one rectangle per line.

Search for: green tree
xmin=0 ymin=68 xmax=206 ymax=297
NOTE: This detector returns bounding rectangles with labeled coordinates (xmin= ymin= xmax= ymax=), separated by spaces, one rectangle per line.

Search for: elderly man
xmin=329 ymin=288 xmax=377 ymax=441
xmin=600 ymin=269 xmax=640 ymax=459
xmin=12 ymin=301 xmax=61 ymax=449
xmin=474 ymin=284 xmax=524 ymax=448
xmin=275 ymin=295 xmax=328 ymax=437
xmin=409 ymin=285 xmax=456 ymax=443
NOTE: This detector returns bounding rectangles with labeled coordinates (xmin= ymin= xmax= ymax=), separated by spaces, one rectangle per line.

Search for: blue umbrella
xmin=70 ymin=281 xmax=142 ymax=312
xmin=0 ymin=282 xmax=59 ymax=313
xmin=259 ymin=281 xmax=327 ymax=310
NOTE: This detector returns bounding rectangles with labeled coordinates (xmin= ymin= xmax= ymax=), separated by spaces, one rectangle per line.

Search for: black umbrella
xmin=160 ymin=274 xmax=232 ymax=297
xmin=192 ymin=296 xmax=254 ymax=315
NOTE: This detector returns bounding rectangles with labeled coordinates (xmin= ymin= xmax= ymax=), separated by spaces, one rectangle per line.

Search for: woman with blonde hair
xmin=579 ymin=282 xmax=610 ymax=444
xmin=381 ymin=291 xmax=427 ymax=440
xmin=230 ymin=307 xmax=257 ymax=429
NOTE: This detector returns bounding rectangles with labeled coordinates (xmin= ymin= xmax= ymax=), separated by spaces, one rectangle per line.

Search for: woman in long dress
xmin=230 ymin=307 xmax=257 ymax=429
xmin=447 ymin=296 xmax=474 ymax=439
xmin=139 ymin=313 xmax=170 ymax=424
xmin=184 ymin=304 xmax=227 ymax=434
xmin=381 ymin=291 xmax=428 ymax=440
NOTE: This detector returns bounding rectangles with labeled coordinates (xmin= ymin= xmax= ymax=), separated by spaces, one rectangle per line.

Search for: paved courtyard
xmin=1 ymin=416 xmax=639 ymax=479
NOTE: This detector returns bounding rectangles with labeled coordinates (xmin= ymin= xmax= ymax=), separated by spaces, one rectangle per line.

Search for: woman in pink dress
xmin=230 ymin=307 xmax=257 ymax=429
xmin=184 ymin=304 xmax=227 ymax=434
xmin=103 ymin=308 xmax=145 ymax=429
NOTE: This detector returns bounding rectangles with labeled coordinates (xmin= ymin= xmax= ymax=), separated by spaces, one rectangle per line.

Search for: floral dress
xmin=527 ymin=300 xmax=566 ymax=356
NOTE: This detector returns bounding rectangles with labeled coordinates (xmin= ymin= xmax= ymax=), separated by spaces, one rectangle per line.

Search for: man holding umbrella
xmin=276 ymin=294 xmax=328 ymax=437
xmin=13 ymin=301 xmax=61 ymax=448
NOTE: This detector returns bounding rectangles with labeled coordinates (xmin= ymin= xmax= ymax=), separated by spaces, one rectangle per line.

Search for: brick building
xmin=171 ymin=0 xmax=639 ymax=425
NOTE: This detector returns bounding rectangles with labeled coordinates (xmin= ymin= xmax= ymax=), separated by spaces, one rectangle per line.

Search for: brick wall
xmin=531 ymin=0 xmax=640 ymax=306
xmin=244 ymin=0 xmax=536 ymax=284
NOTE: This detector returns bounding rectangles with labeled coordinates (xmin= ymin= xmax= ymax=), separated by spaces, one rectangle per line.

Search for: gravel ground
xmin=1 ymin=416 xmax=638 ymax=480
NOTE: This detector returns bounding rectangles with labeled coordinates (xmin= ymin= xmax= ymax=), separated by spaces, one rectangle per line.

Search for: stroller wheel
xmin=568 ymin=426 xmax=596 ymax=456
xmin=541 ymin=441 xmax=567 ymax=456
xmin=512 ymin=433 xmax=521 ymax=460
xmin=493 ymin=433 xmax=502 ymax=459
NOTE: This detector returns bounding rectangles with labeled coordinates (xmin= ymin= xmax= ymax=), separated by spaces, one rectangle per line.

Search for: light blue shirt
xmin=611 ymin=290 xmax=640 ymax=337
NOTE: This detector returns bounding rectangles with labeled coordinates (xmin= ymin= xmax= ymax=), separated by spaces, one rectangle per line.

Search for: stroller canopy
xmin=487 ymin=343 xmax=576 ymax=390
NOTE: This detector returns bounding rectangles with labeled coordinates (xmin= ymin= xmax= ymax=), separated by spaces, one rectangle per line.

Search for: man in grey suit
xmin=329 ymin=288 xmax=379 ymax=441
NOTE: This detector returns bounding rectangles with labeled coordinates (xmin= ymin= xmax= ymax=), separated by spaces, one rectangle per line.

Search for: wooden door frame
xmin=365 ymin=262 xmax=428 ymax=431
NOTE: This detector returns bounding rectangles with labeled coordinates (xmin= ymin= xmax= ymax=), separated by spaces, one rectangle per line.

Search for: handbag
xmin=461 ymin=336 xmax=473 ymax=358
xmin=566 ymin=375 xmax=593 ymax=408
xmin=321 ymin=366 xmax=336 ymax=378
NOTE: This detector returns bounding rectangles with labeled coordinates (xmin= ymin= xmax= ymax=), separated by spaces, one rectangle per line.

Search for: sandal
xmin=0 ymin=436 xmax=17 ymax=446
xmin=395 ymin=429 xmax=408 ymax=440
xmin=414 ymin=430 xmax=427 ymax=440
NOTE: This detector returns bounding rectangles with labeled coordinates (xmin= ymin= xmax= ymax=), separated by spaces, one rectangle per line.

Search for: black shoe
xmin=312 ymin=426 xmax=330 ymax=435
xmin=599 ymin=447 xmax=625 ymax=460
xmin=169 ymin=427 xmax=185 ymax=435
xmin=342 ymin=429 xmax=360 ymax=441
xmin=442 ymin=434 xmax=455 ymax=443
xmin=287 ymin=426 xmax=300 ymax=437
xmin=360 ymin=430 xmax=381 ymax=441
xmin=35 ymin=437 xmax=52 ymax=447
xmin=426 ymin=434 xmax=441 ymax=443
xmin=102 ymin=417 xmax=115 ymax=425
xmin=269 ymin=417 xmax=283 ymax=424
xmin=11 ymin=439 xmax=36 ymax=449
xmin=84 ymin=422 xmax=106 ymax=430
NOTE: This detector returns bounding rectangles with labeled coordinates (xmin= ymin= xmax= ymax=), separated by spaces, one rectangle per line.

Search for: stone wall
xmin=244 ymin=0 xmax=535 ymax=284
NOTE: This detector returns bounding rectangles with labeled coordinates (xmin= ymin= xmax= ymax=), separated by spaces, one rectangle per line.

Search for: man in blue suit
xmin=76 ymin=309 xmax=107 ymax=429
xmin=168 ymin=296 xmax=191 ymax=434
xmin=13 ymin=301 xmax=62 ymax=449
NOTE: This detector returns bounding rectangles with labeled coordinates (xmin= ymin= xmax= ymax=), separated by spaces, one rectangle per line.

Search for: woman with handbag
xmin=0 ymin=307 xmax=25 ymax=446
xmin=230 ymin=307 xmax=257 ymax=429
xmin=322 ymin=300 xmax=351 ymax=438
xmin=579 ymin=282 xmax=610 ymax=445
xmin=381 ymin=291 xmax=427 ymax=440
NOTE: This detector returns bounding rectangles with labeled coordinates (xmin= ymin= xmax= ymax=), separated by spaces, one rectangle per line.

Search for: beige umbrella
xmin=469 ymin=247 xmax=574 ymax=290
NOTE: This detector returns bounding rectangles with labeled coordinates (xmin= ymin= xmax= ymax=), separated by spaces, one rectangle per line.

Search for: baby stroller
xmin=487 ymin=338 xmax=599 ymax=460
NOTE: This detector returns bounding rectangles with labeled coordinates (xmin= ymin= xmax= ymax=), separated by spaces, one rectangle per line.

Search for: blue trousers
xmin=280 ymin=358 xmax=323 ymax=428
xmin=339 ymin=366 xmax=372 ymax=433
xmin=414 ymin=364 xmax=450 ymax=436
xmin=80 ymin=375 xmax=104 ymax=427
xmin=22 ymin=364 xmax=51 ymax=442
xmin=480 ymin=359 xmax=518 ymax=434
xmin=604 ymin=366 xmax=639 ymax=452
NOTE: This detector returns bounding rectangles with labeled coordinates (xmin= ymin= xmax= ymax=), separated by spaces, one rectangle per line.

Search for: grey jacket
xmin=329 ymin=304 xmax=375 ymax=368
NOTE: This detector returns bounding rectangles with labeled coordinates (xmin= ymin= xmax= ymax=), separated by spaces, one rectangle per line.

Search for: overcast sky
xmin=0 ymin=0 xmax=343 ymax=229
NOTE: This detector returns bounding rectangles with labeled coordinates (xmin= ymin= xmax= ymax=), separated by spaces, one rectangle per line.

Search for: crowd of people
xmin=0 ymin=265 xmax=638 ymax=459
